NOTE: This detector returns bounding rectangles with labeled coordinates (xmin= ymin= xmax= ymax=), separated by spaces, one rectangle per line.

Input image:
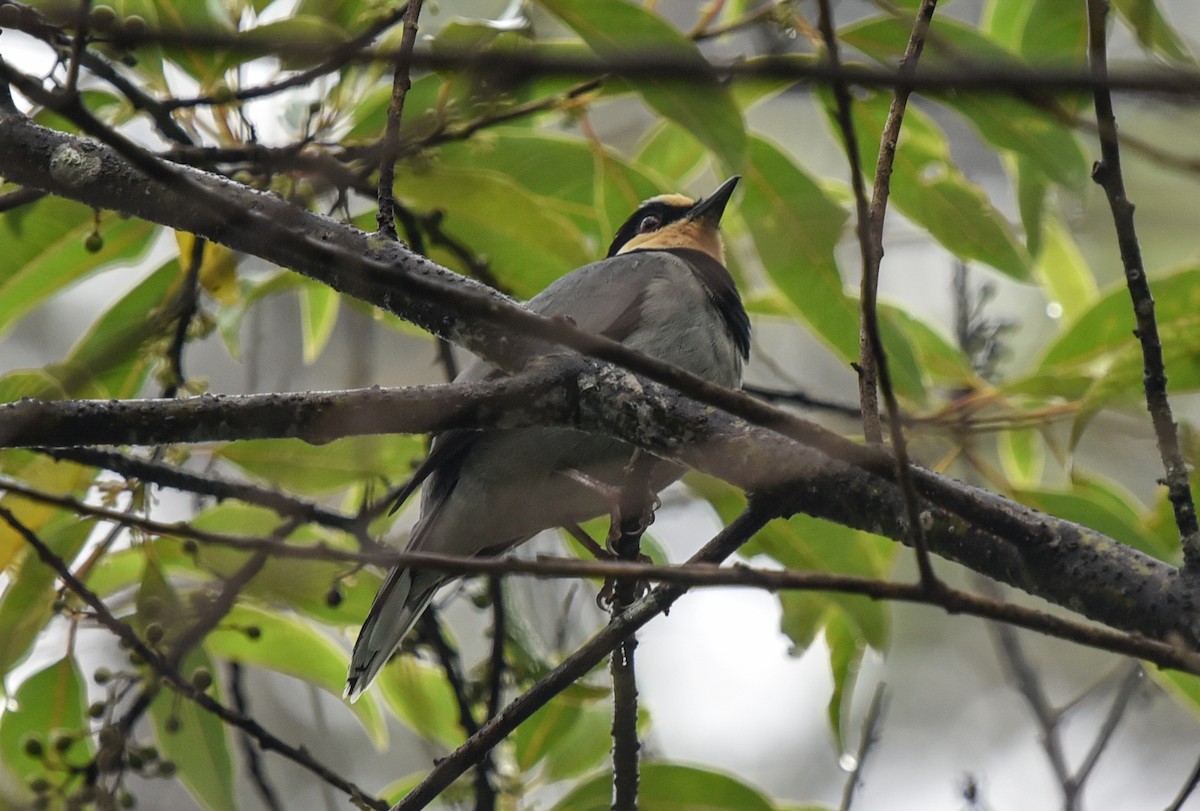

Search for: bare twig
xmin=989 ymin=616 xmax=1077 ymax=809
xmin=1086 ymin=0 xmax=1200 ymax=568
xmin=742 ymin=384 xmax=862 ymax=421
xmin=816 ymin=0 xmax=942 ymax=594
xmin=0 ymin=185 xmax=47 ymax=212
xmin=39 ymin=446 xmax=362 ymax=533
xmin=161 ymin=236 xmax=204 ymax=398
xmin=814 ymin=0 xmax=882 ymax=442
xmin=839 ymin=684 xmax=888 ymax=811
xmin=485 ymin=576 xmax=506 ymax=722
xmin=375 ymin=0 xmax=424 ymax=240
xmin=415 ymin=611 xmax=497 ymax=810
xmin=609 ymin=454 xmax=657 ymax=810
xmin=62 ymin=0 xmax=93 ymax=97
xmin=228 ymin=662 xmax=285 ymax=811
xmin=1075 ymin=663 xmax=1143 ymax=786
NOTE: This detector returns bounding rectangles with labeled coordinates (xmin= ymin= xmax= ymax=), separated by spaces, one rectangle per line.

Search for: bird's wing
xmin=524 ymin=251 xmax=664 ymax=339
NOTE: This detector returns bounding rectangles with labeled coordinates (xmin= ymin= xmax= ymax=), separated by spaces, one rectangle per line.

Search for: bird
xmin=345 ymin=176 xmax=750 ymax=701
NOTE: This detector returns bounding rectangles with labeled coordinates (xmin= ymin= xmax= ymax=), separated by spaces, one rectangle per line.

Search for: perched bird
xmin=345 ymin=176 xmax=750 ymax=701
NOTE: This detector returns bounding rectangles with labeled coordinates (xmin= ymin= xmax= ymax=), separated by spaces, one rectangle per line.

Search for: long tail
xmin=344 ymin=566 xmax=442 ymax=702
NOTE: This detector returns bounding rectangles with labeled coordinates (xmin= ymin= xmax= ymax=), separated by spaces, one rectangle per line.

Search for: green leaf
xmin=150 ymin=649 xmax=237 ymax=811
xmin=740 ymin=136 xmax=855 ymax=359
xmin=216 ymin=435 xmax=425 ymax=495
xmin=942 ymin=94 xmax=1088 ymax=192
xmin=238 ymin=16 xmax=349 ymax=70
xmin=997 ymin=428 xmax=1045 ymax=488
xmin=879 ymin=304 xmax=977 ymax=390
xmin=383 ymin=165 xmax=592 ymax=297
xmin=1070 ymin=312 xmax=1200 ymax=449
xmin=432 ymin=130 xmax=666 ymax=249
xmin=0 ymin=657 xmax=92 ymax=792
xmin=515 ymin=684 xmax=611 ymax=782
xmin=1149 ymin=669 xmax=1200 ymax=721
xmin=635 ymin=122 xmax=709 ymax=186
xmin=820 ymin=90 xmax=1032 ymax=281
xmin=57 ymin=258 xmax=183 ymax=399
xmin=297 ymin=278 xmax=340 ymax=364
xmin=295 ymin=0 xmax=367 ymax=32
xmin=981 ymin=0 xmax=1033 ymax=51
xmin=1016 ymin=475 xmax=1173 ymax=560
xmin=825 ymin=608 xmax=866 ymax=755
xmin=0 ymin=453 xmax=95 ymax=571
xmin=729 ymin=55 xmax=819 ymax=112
xmin=204 ymin=604 xmax=388 ymax=748
xmin=1112 ymin=0 xmax=1192 ymax=61
xmin=1038 ymin=264 xmax=1200 ymax=372
xmin=1032 ymin=214 xmax=1097 ymax=323
xmin=1015 ymin=155 xmax=1048 ymax=257
xmin=0 ymin=198 xmax=156 ymax=336
xmin=375 ymin=655 xmax=465 ymax=749
xmin=552 ymin=763 xmax=776 ymax=811
xmin=538 ymin=0 xmax=747 ymax=173
xmin=0 ymin=514 xmax=94 ymax=679
xmin=1014 ymin=0 xmax=1088 ymax=65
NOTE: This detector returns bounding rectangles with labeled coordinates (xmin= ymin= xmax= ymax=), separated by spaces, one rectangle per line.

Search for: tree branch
xmin=375 ymin=0 xmax=422 ymax=240
xmin=1086 ymin=0 xmax=1200 ymax=568
xmin=3 ymin=352 xmax=1200 ymax=658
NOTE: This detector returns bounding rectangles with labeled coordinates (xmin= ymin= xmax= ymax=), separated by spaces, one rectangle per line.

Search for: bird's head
xmin=606 ymin=176 xmax=740 ymax=263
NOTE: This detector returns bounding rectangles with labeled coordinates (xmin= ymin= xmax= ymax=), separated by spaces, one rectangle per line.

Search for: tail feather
xmin=344 ymin=567 xmax=441 ymax=702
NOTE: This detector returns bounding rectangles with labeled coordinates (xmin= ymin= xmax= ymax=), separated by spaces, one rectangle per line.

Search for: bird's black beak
xmin=686 ymin=176 xmax=740 ymax=226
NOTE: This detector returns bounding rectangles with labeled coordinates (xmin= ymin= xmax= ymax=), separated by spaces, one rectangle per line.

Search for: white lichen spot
xmin=49 ymin=142 xmax=102 ymax=188
xmin=919 ymin=510 xmax=935 ymax=531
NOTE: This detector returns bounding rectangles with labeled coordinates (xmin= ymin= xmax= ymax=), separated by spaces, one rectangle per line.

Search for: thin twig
xmin=161 ymin=236 xmax=204 ymax=398
xmin=1086 ymin=0 xmax=1200 ymax=568
xmin=485 ymin=576 xmax=506 ymax=722
xmin=609 ymin=454 xmax=657 ymax=811
xmin=228 ymin=662 xmax=285 ymax=811
xmin=989 ymin=615 xmax=1078 ymax=809
xmin=1075 ymin=663 xmax=1143 ymax=786
xmin=814 ymin=0 xmax=882 ymax=443
xmin=414 ymin=611 xmax=497 ymax=810
xmin=39 ymin=446 xmax=362 ymax=533
xmin=839 ymin=683 xmax=888 ymax=811
xmin=0 ymin=185 xmax=47 ymax=212
xmin=375 ymin=0 xmax=424 ymax=240
xmin=62 ymin=0 xmax=93 ymax=97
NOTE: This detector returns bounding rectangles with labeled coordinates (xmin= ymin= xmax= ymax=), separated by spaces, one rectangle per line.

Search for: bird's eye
xmin=637 ymin=214 xmax=661 ymax=233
